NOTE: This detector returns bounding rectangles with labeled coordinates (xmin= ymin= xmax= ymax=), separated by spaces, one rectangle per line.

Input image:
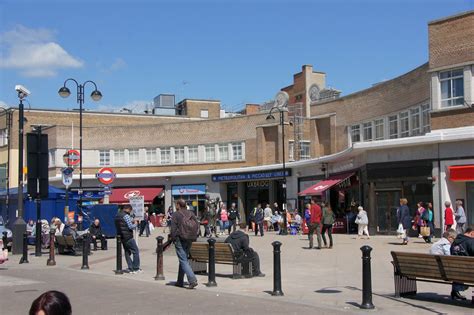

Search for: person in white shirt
xmin=430 ymin=229 xmax=457 ymax=256
xmin=263 ymin=204 xmax=273 ymax=230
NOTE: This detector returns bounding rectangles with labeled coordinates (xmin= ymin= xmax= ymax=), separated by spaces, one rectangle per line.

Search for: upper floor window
xmin=421 ymin=104 xmax=430 ymax=134
xmin=205 ymin=144 xmax=215 ymax=162
xmin=129 ymin=149 xmax=139 ymax=165
xmin=389 ymin=115 xmax=398 ymax=139
xmin=0 ymin=129 xmax=8 ymax=146
xmin=160 ymin=147 xmax=171 ymax=164
xmin=232 ymin=142 xmax=243 ymax=160
xmin=440 ymin=69 xmax=464 ymax=107
xmin=188 ymin=146 xmax=198 ymax=163
xmin=363 ymin=122 xmax=372 ymax=141
xmin=410 ymin=107 xmax=421 ymax=136
xmin=399 ymin=111 xmax=409 ymax=138
xmin=201 ymin=110 xmax=209 ymax=118
xmin=48 ymin=150 xmax=55 ymax=167
xmin=114 ymin=150 xmax=125 ymax=166
xmin=174 ymin=147 xmax=185 ymax=164
xmin=351 ymin=125 xmax=361 ymax=143
xmin=374 ymin=119 xmax=384 ymax=140
xmin=146 ymin=149 xmax=156 ymax=165
xmin=218 ymin=144 xmax=229 ymax=161
xmin=300 ymin=141 xmax=310 ymax=160
xmin=99 ymin=150 xmax=110 ymax=166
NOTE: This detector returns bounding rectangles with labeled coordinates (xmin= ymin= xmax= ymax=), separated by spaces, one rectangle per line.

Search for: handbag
xmin=396 ymin=224 xmax=405 ymax=239
xmin=420 ymin=226 xmax=430 ymax=237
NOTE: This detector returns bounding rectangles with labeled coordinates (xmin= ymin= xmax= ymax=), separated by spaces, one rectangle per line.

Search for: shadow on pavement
xmin=315 ymin=289 xmax=342 ymax=294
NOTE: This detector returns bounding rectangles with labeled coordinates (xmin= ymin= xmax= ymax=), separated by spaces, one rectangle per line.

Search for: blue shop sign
xmin=171 ymin=184 xmax=207 ymax=196
xmin=212 ymin=169 xmax=291 ymax=182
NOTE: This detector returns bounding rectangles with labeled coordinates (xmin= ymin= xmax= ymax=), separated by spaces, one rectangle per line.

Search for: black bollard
xmin=154 ymin=236 xmax=165 ymax=280
xmin=19 ymin=233 xmax=29 ymax=264
xmin=360 ymin=245 xmax=375 ymax=309
xmin=271 ymin=241 xmax=284 ymax=296
xmin=47 ymin=228 xmax=56 ymax=266
xmin=114 ymin=235 xmax=123 ymax=274
xmin=206 ymin=238 xmax=217 ymax=287
xmin=2 ymin=231 xmax=7 ymax=250
xmin=81 ymin=233 xmax=90 ymax=270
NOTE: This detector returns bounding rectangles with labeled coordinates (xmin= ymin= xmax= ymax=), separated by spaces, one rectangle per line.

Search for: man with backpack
xmin=228 ymin=203 xmax=240 ymax=234
xmin=171 ymin=199 xmax=200 ymax=289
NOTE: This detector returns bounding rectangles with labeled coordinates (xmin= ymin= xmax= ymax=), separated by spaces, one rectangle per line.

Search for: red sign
xmin=96 ymin=167 xmax=116 ymax=185
xmin=64 ymin=149 xmax=81 ymax=166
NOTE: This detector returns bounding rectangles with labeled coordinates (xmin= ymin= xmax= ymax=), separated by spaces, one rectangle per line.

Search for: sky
xmin=0 ymin=0 xmax=473 ymax=113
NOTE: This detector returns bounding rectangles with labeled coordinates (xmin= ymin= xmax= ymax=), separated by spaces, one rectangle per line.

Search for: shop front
xmin=107 ymin=186 xmax=165 ymax=214
xmin=171 ymin=184 xmax=207 ymax=217
xmin=445 ymin=164 xmax=474 ymax=227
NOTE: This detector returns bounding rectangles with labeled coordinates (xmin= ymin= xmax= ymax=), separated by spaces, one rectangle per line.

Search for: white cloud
xmin=0 ymin=100 xmax=9 ymax=108
xmin=0 ymin=25 xmax=83 ymax=77
xmin=98 ymin=57 xmax=127 ymax=73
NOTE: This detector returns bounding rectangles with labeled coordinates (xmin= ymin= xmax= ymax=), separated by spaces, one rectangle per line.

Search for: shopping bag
xmin=149 ymin=222 xmax=155 ymax=232
xmin=396 ymin=224 xmax=405 ymax=239
xmin=420 ymin=226 xmax=430 ymax=237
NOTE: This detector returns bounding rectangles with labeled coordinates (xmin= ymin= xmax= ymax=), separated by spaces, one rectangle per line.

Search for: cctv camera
xmin=15 ymin=85 xmax=31 ymax=98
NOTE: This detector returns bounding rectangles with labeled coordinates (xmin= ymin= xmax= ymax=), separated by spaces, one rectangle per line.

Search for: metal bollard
xmin=206 ymin=238 xmax=217 ymax=287
xmin=360 ymin=245 xmax=375 ymax=309
xmin=271 ymin=241 xmax=284 ymax=296
xmin=47 ymin=228 xmax=56 ymax=266
xmin=19 ymin=233 xmax=29 ymax=264
xmin=2 ymin=231 xmax=7 ymax=250
xmin=154 ymin=236 xmax=165 ymax=280
xmin=35 ymin=219 xmax=41 ymax=257
xmin=81 ymin=233 xmax=90 ymax=270
xmin=114 ymin=235 xmax=123 ymax=274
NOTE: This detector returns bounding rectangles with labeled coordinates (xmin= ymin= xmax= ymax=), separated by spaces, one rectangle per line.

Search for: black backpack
xmin=178 ymin=210 xmax=200 ymax=241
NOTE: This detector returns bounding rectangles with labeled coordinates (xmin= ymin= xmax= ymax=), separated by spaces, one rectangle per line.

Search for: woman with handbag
xmin=355 ymin=206 xmax=370 ymax=239
xmin=397 ymin=198 xmax=411 ymax=245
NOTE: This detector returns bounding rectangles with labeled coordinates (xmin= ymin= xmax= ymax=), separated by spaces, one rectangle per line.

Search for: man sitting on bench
xmin=225 ymin=230 xmax=265 ymax=277
xmin=450 ymin=225 xmax=474 ymax=300
xmin=89 ymin=219 xmax=108 ymax=251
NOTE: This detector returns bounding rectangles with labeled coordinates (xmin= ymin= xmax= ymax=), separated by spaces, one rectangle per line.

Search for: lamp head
xmin=58 ymin=86 xmax=71 ymax=98
xmin=266 ymin=114 xmax=275 ymax=121
xmin=90 ymin=90 xmax=102 ymax=101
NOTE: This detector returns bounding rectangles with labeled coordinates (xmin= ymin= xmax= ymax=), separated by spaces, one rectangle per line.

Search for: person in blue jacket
xmin=397 ymin=198 xmax=412 ymax=245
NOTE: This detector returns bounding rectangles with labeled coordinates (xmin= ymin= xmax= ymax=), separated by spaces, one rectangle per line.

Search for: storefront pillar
xmin=368 ymin=182 xmax=376 ymax=234
xmin=237 ymin=182 xmax=246 ymax=223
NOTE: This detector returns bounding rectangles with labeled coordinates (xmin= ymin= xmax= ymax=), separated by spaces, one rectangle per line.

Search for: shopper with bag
xmin=422 ymin=202 xmax=435 ymax=243
xmin=355 ymin=206 xmax=370 ymax=239
xmin=321 ymin=204 xmax=335 ymax=248
xmin=397 ymin=198 xmax=411 ymax=245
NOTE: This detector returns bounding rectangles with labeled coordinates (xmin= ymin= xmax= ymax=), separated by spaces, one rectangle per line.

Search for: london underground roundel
xmin=96 ymin=167 xmax=116 ymax=185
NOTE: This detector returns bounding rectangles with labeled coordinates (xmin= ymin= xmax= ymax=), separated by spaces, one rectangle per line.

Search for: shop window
xmin=174 ymin=147 xmax=185 ymax=164
xmin=114 ymin=150 xmax=125 ymax=166
xmin=410 ymin=107 xmax=421 ymax=136
xmin=145 ymin=149 xmax=156 ymax=165
xmin=161 ymin=147 xmax=171 ymax=164
xmin=399 ymin=111 xmax=409 ymax=138
xmin=363 ymin=122 xmax=373 ymax=141
xmin=440 ymin=69 xmax=464 ymax=107
xmin=389 ymin=115 xmax=398 ymax=139
xmin=0 ymin=163 xmax=6 ymax=190
xmin=99 ymin=150 xmax=110 ymax=166
xmin=218 ymin=144 xmax=229 ymax=161
xmin=421 ymin=104 xmax=430 ymax=134
xmin=374 ymin=119 xmax=384 ymax=140
xmin=129 ymin=149 xmax=139 ymax=165
xmin=300 ymin=141 xmax=310 ymax=159
xmin=205 ymin=144 xmax=215 ymax=162
xmin=232 ymin=142 xmax=243 ymax=160
xmin=351 ymin=125 xmax=360 ymax=143
xmin=188 ymin=146 xmax=198 ymax=163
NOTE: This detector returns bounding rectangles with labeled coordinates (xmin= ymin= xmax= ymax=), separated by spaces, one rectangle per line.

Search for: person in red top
xmin=444 ymin=201 xmax=454 ymax=230
xmin=307 ymin=199 xmax=323 ymax=249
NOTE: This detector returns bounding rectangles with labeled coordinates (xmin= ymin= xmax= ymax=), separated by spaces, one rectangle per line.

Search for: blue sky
xmin=1 ymin=0 xmax=473 ymax=113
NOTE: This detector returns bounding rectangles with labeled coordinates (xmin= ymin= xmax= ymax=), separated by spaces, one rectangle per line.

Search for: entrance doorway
xmin=467 ymin=182 xmax=474 ymax=226
xmin=245 ymin=180 xmax=270 ymax=224
xmin=376 ymin=190 xmax=401 ymax=233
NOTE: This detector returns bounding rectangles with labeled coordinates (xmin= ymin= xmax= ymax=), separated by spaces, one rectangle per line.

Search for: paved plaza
xmin=1 ymin=230 xmax=473 ymax=314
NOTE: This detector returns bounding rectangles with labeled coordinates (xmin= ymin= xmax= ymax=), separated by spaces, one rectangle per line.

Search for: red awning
xmin=108 ymin=187 xmax=164 ymax=204
xmin=449 ymin=165 xmax=474 ymax=181
xmin=298 ymin=173 xmax=354 ymax=196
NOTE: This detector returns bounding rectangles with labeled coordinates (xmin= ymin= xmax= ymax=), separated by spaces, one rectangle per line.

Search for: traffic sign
xmin=96 ymin=167 xmax=116 ymax=185
xmin=64 ymin=149 xmax=80 ymax=166
xmin=62 ymin=173 xmax=73 ymax=186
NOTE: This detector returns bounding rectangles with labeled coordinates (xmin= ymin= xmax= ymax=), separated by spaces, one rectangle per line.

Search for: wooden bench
xmin=189 ymin=242 xmax=252 ymax=279
xmin=55 ymin=235 xmax=81 ymax=256
xmin=391 ymin=251 xmax=474 ymax=298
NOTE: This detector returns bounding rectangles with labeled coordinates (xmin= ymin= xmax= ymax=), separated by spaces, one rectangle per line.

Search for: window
xmin=0 ymin=129 xmax=8 ymax=146
xmin=188 ymin=146 xmax=198 ymax=163
xmin=289 ymin=141 xmax=295 ymax=161
xmin=114 ymin=150 xmax=125 ymax=166
xmin=218 ymin=144 xmax=229 ymax=161
xmin=421 ymin=104 xmax=430 ymax=134
xmin=129 ymin=149 xmax=139 ymax=165
xmin=205 ymin=144 xmax=215 ymax=162
xmin=399 ymin=111 xmax=409 ymax=137
xmin=389 ymin=115 xmax=398 ymax=139
xmin=232 ymin=142 xmax=243 ymax=160
xmin=363 ymin=122 xmax=373 ymax=141
xmin=49 ymin=150 xmax=55 ymax=167
xmin=351 ymin=125 xmax=360 ymax=143
xmin=99 ymin=150 xmax=110 ymax=166
xmin=146 ymin=149 xmax=156 ymax=165
xmin=160 ymin=147 xmax=171 ymax=164
xmin=200 ymin=109 xmax=209 ymax=118
xmin=440 ymin=69 xmax=464 ymax=107
xmin=174 ymin=147 xmax=185 ymax=164
xmin=410 ymin=107 xmax=421 ymax=136
xmin=374 ymin=119 xmax=384 ymax=140
xmin=300 ymin=141 xmax=310 ymax=159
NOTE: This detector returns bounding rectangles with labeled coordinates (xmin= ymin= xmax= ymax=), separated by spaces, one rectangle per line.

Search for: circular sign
xmin=64 ymin=149 xmax=81 ymax=166
xmin=96 ymin=167 xmax=116 ymax=185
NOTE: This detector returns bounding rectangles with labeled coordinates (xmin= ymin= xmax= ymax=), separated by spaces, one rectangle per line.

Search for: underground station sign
xmin=96 ymin=167 xmax=116 ymax=185
xmin=63 ymin=149 xmax=81 ymax=166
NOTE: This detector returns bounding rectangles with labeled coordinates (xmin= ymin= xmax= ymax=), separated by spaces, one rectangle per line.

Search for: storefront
xmin=444 ymin=163 xmax=474 ymax=227
xmin=107 ymin=186 xmax=165 ymax=213
xmin=171 ymin=184 xmax=207 ymax=216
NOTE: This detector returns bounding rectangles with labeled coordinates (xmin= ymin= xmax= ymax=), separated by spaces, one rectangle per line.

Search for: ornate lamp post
xmin=58 ymin=79 xmax=102 ymax=214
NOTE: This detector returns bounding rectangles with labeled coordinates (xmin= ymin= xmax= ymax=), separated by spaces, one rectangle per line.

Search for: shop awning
xmin=448 ymin=165 xmax=474 ymax=181
xmin=298 ymin=173 xmax=355 ymax=196
xmin=108 ymin=187 xmax=163 ymax=204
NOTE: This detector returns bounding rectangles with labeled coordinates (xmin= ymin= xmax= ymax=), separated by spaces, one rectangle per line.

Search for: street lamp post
xmin=266 ymin=106 xmax=289 ymax=235
xmin=58 ymin=79 xmax=102 ymax=216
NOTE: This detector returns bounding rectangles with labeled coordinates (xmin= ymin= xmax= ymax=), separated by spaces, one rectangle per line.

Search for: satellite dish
xmin=274 ymin=91 xmax=289 ymax=108
xmin=309 ymin=84 xmax=320 ymax=102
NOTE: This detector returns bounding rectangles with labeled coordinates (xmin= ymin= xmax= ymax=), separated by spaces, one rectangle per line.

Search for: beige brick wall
xmin=431 ymin=107 xmax=474 ymax=130
xmin=181 ymin=100 xmax=221 ymax=119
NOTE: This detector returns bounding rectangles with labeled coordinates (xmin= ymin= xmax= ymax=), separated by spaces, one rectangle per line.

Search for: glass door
xmin=375 ymin=190 xmax=401 ymax=233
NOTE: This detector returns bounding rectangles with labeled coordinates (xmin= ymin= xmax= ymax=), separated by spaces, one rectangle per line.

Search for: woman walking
xmin=355 ymin=206 xmax=370 ymax=239
xmin=397 ymin=198 xmax=411 ymax=245
xmin=321 ymin=204 xmax=335 ymax=248
xmin=415 ymin=202 xmax=426 ymax=238
xmin=219 ymin=205 xmax=229 ymax=236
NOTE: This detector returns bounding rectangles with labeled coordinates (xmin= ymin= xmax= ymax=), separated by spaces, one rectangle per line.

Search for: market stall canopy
xmin=108 ymin=187 xmax=163 ymax=204
xmin=298 ymin=173 xmax=355 ymax=196
xmin=448 ymin=165 xmax=474 ymax=181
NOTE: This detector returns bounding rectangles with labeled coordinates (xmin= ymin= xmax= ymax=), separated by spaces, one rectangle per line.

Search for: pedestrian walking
xmin=444 ymin=201 xmax=454 ymax=230
xmin=227 ymin=203 xmax=240 ymax=234
xmin=307 ymin=199 xmax=322 ymax=249
xmin=397 ymin=198 xmax=411 ymax=245
xmin=454 ymin=200 xmax=467 ymax=234
xmin=199 ymin=206 xmax=211 ymax=237
xmin=253 ymin=204 xmax=264 ymax=237
xmin=171 ymin=199 xmax=199 ymax=289
xmin=422 ymin=202 xmax=435 ymax=243
xmin=139 ymin=208 xmax=150 ymax=237
xmin=219 ymin=205 xmax=229 ymax=235
xmin=321 ymin=203 xmax=335 ymax=248
xmin=355 ymin=206 xmax=370 ymax=239
xmin=114 ymin=205 xmax=141 ymax=274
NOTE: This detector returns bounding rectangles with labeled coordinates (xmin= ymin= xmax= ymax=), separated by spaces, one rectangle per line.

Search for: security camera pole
xmin=12 ymin=86 xmax=28 ymax=255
